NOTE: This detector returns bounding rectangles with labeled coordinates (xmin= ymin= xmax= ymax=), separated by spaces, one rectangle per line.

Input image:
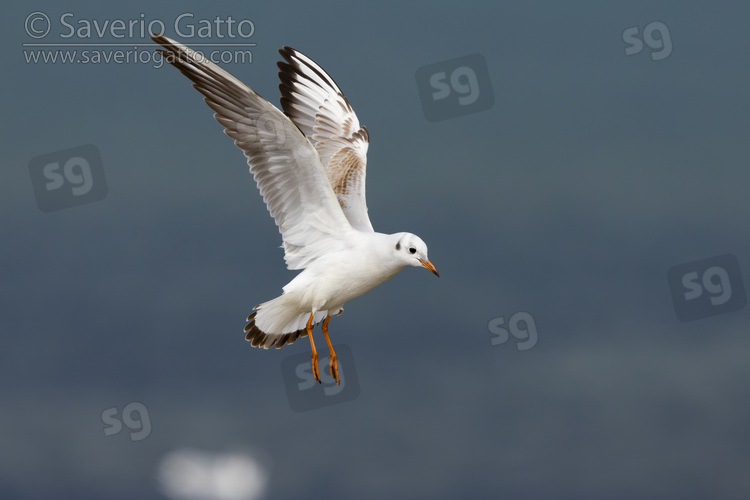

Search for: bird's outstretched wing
xmin=153 ymin=35 xmax=354 ymax=270
xmin=277 ymin=47 xmax=374 ymax=232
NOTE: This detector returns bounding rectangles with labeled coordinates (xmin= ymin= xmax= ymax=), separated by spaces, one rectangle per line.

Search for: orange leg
xmin=306 ymin=313 xmax=321 ymax=384
xmin=321 ymin=315 xmax=339 ymax=385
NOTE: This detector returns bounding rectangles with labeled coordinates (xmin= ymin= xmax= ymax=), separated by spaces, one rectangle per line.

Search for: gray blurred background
xmin=3 ymin=1 xmax=750 ymax=498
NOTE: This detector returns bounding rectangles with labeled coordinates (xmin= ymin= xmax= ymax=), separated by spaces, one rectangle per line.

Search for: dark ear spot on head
xmin=395 ymin=242 xmax=401 ymax=250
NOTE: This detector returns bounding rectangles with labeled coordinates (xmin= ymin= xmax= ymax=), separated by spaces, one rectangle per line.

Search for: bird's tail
xmin=244 ymin=294 xmax=330 ymax=349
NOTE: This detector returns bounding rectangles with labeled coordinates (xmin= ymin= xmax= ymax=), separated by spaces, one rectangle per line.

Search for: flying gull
xmin=152 ymin=35 xmax=438 ymax=384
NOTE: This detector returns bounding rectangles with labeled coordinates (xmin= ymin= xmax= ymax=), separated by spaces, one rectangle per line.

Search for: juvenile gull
xmin=152 ymin=35 xmax=438 ymax=384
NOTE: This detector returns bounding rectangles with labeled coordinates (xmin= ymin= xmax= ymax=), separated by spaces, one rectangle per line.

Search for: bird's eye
xmin=409 ymin=247 xmax=416 ymax=254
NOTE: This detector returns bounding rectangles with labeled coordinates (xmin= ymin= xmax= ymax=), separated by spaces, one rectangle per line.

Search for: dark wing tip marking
xmin=275 ymin=45 xmax=353 ymax=115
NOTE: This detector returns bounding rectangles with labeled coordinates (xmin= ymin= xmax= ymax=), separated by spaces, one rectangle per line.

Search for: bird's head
xmin=392 ymin=233 xmax=439 ymax=277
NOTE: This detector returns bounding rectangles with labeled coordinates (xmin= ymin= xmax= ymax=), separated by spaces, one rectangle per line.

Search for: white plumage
xmin=153 ymin=35 xmax=438 ymax=383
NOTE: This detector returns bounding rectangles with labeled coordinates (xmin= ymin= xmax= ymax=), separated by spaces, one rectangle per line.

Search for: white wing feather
xmin=152 ymin=35 xmax=354 ymax=270
xmin=277 ymin=47 xmax=374 ymax=232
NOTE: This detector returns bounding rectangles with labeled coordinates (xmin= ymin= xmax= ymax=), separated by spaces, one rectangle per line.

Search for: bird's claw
xmin=311 ymin=353 xmax=321 ymax=384
xmin=328 ymin=354 xmax=340 ymax=385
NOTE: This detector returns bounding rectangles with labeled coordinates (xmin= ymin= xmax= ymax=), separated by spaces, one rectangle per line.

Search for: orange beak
xmin=419 ymin=259 xmax=440 ymax=277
